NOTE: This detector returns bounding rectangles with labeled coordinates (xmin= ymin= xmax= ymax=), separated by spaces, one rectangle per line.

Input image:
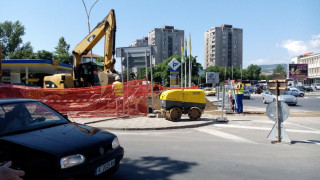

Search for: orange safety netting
xmin=0 ymin=79 xmax=198 ymax=118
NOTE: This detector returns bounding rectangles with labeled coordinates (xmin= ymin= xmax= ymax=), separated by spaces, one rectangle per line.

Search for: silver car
xmin=243 ymin=88 xmax=251 ymax=99
xmin=262 ymin=90 xmax=297 ymax=106
xmin=286 ymin=89 xmax=305 ymax=97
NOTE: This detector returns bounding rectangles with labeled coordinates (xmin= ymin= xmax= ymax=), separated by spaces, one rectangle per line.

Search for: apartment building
xmin=131 ymin=37 xmax=148 ymax=47
xmin=204 ymin=24 xmax=243 ymax=69
xmin=148 ymin=26 xmax=184 ymax=64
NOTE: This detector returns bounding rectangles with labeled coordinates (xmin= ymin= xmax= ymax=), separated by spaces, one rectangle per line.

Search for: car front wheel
xmin=262 ymin=98 xmax=266 ymax=104
xmin=299 ymin=93 xmax=304 ymax=97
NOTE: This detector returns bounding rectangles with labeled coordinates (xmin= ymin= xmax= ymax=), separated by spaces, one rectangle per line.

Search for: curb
xmin=91 ymin=119 xmax=217 ymax=131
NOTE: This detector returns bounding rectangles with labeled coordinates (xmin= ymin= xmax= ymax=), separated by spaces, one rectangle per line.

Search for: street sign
xmin=266 ymin=101 xmax=290 ymax=122
xmin=168 ymin=58 xmax=180 ymax=71
xmin=206 ymin=72 xmax=219 ymax=85
xmin=267 ymin=74 xmax=287 ymax=95
xmin=170 ymin=71 xmax=180 ymax=87
xmin=266 ymin=73 xmax=291 ymax=144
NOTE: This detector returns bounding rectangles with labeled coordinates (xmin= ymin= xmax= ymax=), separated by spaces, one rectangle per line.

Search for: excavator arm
xmin=43 ymin=9 xmax=117 ymax=88
xmin=73 ymin=9 xmax=117 ymax=75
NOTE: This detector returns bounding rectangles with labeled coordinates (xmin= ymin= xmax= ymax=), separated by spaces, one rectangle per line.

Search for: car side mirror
xmin=63 ymin=114 xmax=68 ymax=119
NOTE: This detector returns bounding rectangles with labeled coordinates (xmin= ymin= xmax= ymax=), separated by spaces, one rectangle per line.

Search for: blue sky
xmin=1 ymin=0 xmax=320 ymax=72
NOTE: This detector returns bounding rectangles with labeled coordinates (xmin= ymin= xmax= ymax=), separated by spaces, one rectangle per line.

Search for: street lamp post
xmin=82 ymin=0 xmax=99 ymax=62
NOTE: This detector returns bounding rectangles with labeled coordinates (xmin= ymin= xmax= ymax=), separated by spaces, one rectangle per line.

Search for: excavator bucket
xmin=98 ymin=72 xmax=117 ymax=85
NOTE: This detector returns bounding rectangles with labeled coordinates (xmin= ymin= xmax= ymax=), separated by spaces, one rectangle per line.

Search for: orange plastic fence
xmin=0 ymin=79 xmax=198 ymax=118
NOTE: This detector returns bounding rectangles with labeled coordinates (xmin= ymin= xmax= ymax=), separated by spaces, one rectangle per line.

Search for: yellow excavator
xmin=43 ymin=9 xmax=118 ymax=89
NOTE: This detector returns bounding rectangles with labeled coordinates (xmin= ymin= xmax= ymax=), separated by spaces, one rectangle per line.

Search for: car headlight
xmin=112 ymin=137 xmax=120 ymax=149
xmin=60 ymin=154 xmax=85 ymax=169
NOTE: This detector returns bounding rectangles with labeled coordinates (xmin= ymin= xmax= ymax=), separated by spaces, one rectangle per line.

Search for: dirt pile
xmin=205 ymin=98 xmax=218 ymax=111
xmin=148 ymin=92 xmax=162 ymax=110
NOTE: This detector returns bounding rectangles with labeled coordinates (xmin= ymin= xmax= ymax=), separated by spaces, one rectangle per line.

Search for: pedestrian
xmin=0 ymin=161 xmax=25 ymax=180
xmin=228 ymin=89 xmax=235 ymax=112
xmin=232 ymin=79 xmax=244 ymax=113
xmin=112 ymin=75 xmax=123 ymax=115
xmin=112 ymin=75 xmax=123 ymax=97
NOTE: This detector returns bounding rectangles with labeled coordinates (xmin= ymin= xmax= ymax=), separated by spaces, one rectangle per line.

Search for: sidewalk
xmin=70 ymin=91 xmax=320 ymax=131
xmin=70 ymin=113 xmax=217 ymax=131
xmin=70 ymin=108 xmax=320 ymax=131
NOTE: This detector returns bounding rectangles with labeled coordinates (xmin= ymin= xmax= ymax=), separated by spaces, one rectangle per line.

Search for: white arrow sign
xmin=168 ymin=58 xmax=181 ymax=71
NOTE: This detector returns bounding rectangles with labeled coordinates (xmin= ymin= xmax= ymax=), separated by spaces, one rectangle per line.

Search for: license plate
xmin=95 ymin=159 xmax=115 ymax=176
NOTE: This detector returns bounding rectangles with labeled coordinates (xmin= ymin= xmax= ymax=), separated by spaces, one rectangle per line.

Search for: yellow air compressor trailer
xmin=160 ymin=89 xmax=206 ymax=121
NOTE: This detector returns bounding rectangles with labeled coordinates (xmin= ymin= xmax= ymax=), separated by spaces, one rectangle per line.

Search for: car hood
xmin=1 ymin=123 xmax=115 ymax=156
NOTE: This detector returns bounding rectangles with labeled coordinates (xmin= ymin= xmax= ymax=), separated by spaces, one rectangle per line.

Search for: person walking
xmin=233 ymin=79 xmax=244 ymax=113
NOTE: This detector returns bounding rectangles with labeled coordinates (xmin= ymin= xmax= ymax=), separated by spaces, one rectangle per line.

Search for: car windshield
xmin=0 ymin=101 xmax=69 ymax=136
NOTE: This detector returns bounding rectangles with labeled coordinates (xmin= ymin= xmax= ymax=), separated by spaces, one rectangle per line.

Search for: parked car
xmin=203 ymin=87 xmax=216 ymax=96
xmin=245 ymin=86 xmax=255 ymax=93
xmin=262 ymin=90 xmax=297 ymax=106
xmin=286 ymin=89 xmax=305 ymax=97
xmin=312 ymin=83 xmax=320 ymax=90
xmin=254 ymin=86 xmax=263 ymax=94
xmin=297 ymin=86 xmax=313 ymax=92
xmin=0 ymin=99 xmax=124 ymax=179
xmin=243 ymin=88 xmax=251 ymax=99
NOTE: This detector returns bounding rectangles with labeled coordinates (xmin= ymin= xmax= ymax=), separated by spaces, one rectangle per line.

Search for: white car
xmin=312 ymin=83 xmax=320 ymax=90
xmin=262 ymin=90 xmax=297 ymax=106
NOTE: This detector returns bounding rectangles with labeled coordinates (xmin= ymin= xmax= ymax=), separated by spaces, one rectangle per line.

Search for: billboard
xmin=206 ymin=72 xmax=219 ymax=85
xmin=288 ymin=64 xmax=308 ymax=79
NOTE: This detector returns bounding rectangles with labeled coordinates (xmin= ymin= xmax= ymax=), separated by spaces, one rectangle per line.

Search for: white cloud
xmin=310 ymin=34 xmax=320 ymax=48
xmin=281 ymin=34 xmax=320 ymax=56
xmin=281 ymin=40 xmax=307 ymax=56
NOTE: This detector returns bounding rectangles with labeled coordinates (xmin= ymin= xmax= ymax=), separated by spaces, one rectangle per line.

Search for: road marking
xmin=286 ymin=122 xmax=320 ymax=131
xmin=196 ymin=128 xmax=258 ymax=144
xmin=213 ymin=124 xmax=320 ymax=134
xmin=299 ymin=140 xmax=320 ymax=146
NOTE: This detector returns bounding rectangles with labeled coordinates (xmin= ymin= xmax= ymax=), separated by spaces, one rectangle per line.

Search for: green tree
xmin=9 ymin=42 xmax=34 ymax=59
xmin=273 ymin=64 xmax=287 ymax=77
xmin=123 ymin=70 xmax=136 ymax=81
xmin=53 ymin=37 xmax=70 ymax=64
xmin=33 ymin=50 xmax=53 ymax=60
xmin=259 ymin=74 xmax=271 ymax=80
xmin=0 ymin=21 xmax=34 ymax=59
xmin=246 ymin=64 xmax=261 ymax=80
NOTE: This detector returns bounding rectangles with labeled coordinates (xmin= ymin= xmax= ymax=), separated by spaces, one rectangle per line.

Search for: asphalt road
xmin=95 ymin=90 xmax=320 ymax=180
xmin=207 ymin=91 xmax=320 ymax=112
xmin=106 ymin=115 xmax=320 ymax=180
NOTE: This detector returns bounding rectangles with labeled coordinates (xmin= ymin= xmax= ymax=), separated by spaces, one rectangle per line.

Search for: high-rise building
xmin=148 ymin=26 xmax=184 ymax=64
xmin=204 ymin=24 xmax=243 ymax=69
xmin=131 ymin=37 xmax=148 ymax=47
